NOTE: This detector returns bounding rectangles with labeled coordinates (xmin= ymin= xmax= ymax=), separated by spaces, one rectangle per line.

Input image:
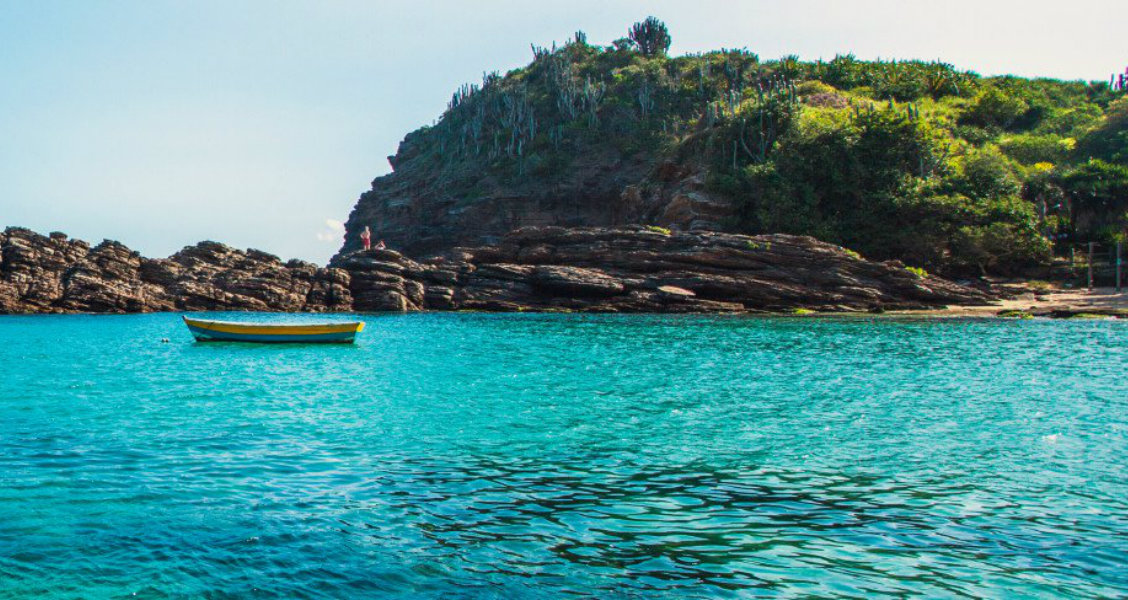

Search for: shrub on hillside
xmin=961 ymin=86 xmax=1029 ymax=130
xmin=998 ymin=134 xmax=1075 ymax=165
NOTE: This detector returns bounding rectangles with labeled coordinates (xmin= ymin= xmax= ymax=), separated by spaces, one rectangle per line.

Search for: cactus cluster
xmin=1112 ymin=67 xmax=1128 ymax=93
xmin=741 ymin=75 xmax=799 ymax=164
xmin=439 ymin=71 xmax=537 ymax=161
xmin=699 ymin=67 xmax=799 ymax=168
xmin=436 ymin=30 xmax=615 ymax=166
xmin=542 ymin=48 xmax=605 ymax=125
xmin=498 ymin=85 xmax=536 ymax=158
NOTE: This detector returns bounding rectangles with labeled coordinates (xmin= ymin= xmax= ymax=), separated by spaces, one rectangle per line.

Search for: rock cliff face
xmin=0 ymin=228 xmax=351 ymax=314
xmin=1 ymin=226 xmax=989 ymax=314
xmin=339 ymin=135 xmax=724 ymax=260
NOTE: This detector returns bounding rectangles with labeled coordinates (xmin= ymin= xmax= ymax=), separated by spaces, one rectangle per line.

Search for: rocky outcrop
xmin=330 ymin=226 xmax=991 ymax=313
xmin=0 ymin=228 xmax=351 ymax=314
xmin=339 ymin=139 xmax=669 ymax=259
xmin=338 ymin=110 xmax=732 ymax=260
xmin=1 ymin=225 xmax=990 ymax=314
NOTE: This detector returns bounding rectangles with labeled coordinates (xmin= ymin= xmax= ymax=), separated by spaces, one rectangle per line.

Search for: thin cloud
xmin=316 ymin=218 xmax=346 ymax=242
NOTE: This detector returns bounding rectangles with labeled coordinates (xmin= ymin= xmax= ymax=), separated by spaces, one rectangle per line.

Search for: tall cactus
xmin=582 ymin=77 xmax=605 ymax=126
xmin=732 ymin=74 xmax=798 ymax=165
xmin=628 ymin=17 xmax=671 ymax=57
xmin=637 ymin=77 xmax=654 ymax=118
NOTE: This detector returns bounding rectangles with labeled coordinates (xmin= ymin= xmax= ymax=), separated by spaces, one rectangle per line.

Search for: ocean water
xmin=0 ymin=312 xmax=1126 ymax=598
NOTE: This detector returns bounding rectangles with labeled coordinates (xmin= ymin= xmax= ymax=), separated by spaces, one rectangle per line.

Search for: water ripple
xmin=0 ymin=313 xmax=1126 ymax=597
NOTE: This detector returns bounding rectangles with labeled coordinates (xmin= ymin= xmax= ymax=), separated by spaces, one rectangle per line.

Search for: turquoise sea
xmin=1 ymin=313 xmax=1126 ymax=598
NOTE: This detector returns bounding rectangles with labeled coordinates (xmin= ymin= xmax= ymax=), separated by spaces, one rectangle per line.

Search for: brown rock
xmin=1 ymin=225 xmax=992 ymax=315
xmin=530 ymin=266 xmax=625 ymax=298
xmin=0 ymin=227 xmax=357 ymax=314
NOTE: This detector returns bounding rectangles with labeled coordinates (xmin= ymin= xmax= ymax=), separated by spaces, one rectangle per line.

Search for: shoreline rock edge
xmin=1 ymin=226 xmax=991 ymax=314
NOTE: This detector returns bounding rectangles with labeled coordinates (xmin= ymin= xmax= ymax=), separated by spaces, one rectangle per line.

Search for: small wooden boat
xmin=182 ymin=316 xmax=365 ymax=344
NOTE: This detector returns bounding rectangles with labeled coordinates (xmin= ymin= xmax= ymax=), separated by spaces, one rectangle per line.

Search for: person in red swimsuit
xmin=360 ymin=226 xmax=372 ymax=250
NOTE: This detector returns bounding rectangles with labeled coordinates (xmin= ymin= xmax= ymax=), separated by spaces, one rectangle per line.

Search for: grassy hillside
xmin=382 ymin=19 xmax=1128 ymax=276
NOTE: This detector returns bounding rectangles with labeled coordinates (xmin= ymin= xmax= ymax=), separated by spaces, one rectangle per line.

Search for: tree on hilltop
xmin=629 ymin=17 xmax=671 ymax=57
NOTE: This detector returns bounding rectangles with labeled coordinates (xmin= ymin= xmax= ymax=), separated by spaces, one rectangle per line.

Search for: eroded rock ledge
xmin=332 ymin=226 xmax=990 ymax=312
xmin=0 ymin=225 xmax=990 ymax=314
xmin=0 ymin=228 xmax=351 ymax=314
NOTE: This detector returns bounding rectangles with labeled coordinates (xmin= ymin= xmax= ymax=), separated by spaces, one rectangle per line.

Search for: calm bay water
xmin=0 ymin=312 xmax=1126 ymax=598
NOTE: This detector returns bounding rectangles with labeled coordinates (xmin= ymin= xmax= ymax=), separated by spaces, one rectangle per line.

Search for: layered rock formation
xmin=0 ymin=228 xmax=351 ymax=314
xmin=331 ymin=226 xmax=990 ymax=313
xmin=1 ymin=226 xmax=989 ymax=314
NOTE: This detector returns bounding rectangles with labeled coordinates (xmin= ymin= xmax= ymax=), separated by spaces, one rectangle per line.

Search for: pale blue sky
xmin=1 ymin=0 xmax=1124 ymax=263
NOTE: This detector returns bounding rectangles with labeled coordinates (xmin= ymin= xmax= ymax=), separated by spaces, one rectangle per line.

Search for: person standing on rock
xmin=360 ymin=226 xmax=372 ymax=250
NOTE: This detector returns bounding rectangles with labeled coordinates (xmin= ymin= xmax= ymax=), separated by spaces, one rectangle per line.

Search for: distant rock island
xmin=0 ymin=226 xmax=988 ymax=314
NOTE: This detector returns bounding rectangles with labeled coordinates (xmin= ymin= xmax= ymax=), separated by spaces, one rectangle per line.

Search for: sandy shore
xmin=892 ymin=286 xmax=1128 ymax=318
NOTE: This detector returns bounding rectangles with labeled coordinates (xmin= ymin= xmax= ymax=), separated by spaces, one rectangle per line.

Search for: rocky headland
xmin=1 ymin=225 xmax=990 ymax=315
xmin=332 ymin=30 xmax=1128 ymax=283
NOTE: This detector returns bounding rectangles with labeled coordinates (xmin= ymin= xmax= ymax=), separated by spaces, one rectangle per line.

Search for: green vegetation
xmin=645 ymin=225 xmax=672 ymax=235
xmin=997 ymin=309 xmax=1034 ymax=319
xmin=628 ymin=17 xmax=671 ymax=57
xmin=905 ymin=266 xmax=929 ymax=279
xmin=404 ymin=18 xmax=1128 ymax=277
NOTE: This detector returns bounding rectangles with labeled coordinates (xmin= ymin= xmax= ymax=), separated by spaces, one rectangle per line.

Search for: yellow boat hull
xmin=183 ymin=317 xmax=365 ymax=343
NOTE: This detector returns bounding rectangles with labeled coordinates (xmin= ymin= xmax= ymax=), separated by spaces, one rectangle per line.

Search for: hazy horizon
xmin=2 ymin=0 xmax=1125 ymax=264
